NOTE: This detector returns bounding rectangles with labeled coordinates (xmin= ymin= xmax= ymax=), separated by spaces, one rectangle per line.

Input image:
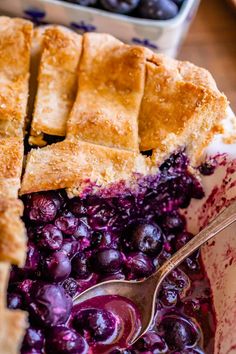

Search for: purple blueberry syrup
xmin=71 ymin=295 xmax=141 ymax=353
xmin=7 ymin=152 xmax=216 ymax=354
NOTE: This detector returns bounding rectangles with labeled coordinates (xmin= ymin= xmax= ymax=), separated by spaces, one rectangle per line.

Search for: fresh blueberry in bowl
xmin=137 ymin=0 xmax=178 ymax=20
xmin=73 ymin=308 xmax=117 ymax=342
xmin=99 ymin=0 xmax=140 ymax=14
xmin=29 ymin=283 xmax=72 ymax=326
xmin=45 ymin=326 xmax=88 ymax=354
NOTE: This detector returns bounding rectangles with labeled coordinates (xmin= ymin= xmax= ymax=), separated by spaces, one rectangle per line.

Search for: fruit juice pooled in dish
xmin=71 ymin=295 xmax=142 ymax=353
xmin=7 ymin=152 xmax=216 ymax=354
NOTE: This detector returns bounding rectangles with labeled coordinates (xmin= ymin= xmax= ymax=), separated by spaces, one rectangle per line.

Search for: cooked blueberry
xmin=69 ymin=198 xmax=87 ymax=216
xmin=133 ymin=331 xmax=168 ymax=352
xmin=24 ymin=243 xmax=40 ymax=273
xmin=22 ymin=327 xmax=44 ymax=350
xmin=55 ymin=215 xmax=79 ymax=235
xmin=165 ymin=269 xmax=190 ymax=293
xmin=73 ymin=221 xmax=91 ymax=239
xmin=45 ymin=251 xmax=72 ymax=282
xmin=137 ymin=0 xmax=178 ymax=19
xmin=24 ymin=192 xmax=59 ymax=222
xmin=101 ymin=271 xmax=125 ymax=281
xmin=185 ymin=256 xmax=200 ymax=272
xmin=125 ymin=252 xmax=154 ymax=279
xmin=29 ymin=284 xmax=72 ymax=326
xmin=175 ymin=231 xmax=193 ymax=251
xmin=91 ymin=231 xmax=119 ymax=249
xmin=17 ymin=279 xmax=34 ymax=304
xmin=72 ymin=252 xmax=91 ymax=279
xmin=172 ymin=0 xmax=184 ymax=5
xmin=7 ymin=293 xmax=23 ymax=309
xmin=73 ymin=308 xmax=117 ymax=341
xmin=61 ymin=240 xmax=81 ymax=258
xmin=38 ymin=224 xmax=63 ymax=251
xmin=91 ymin=248 xmax=123 ymax=274
xmin=100 ymin=0 xmax=140 ymax=14
xmin=62 ymin=278 xmax=78 ymax=297
xmin=45 ymin=326 xmax=88 ymax=354
xmin=160 ymin=288 xmax=178 ymax=307
xmin=190 ymin=177 xmax=205 ymax=199
xmin=199 ymin=161 xmax=216 ymax=176
xmin=161 ymin=212 xmax=185 ymax=232
xmin=128 ymin=222 xmax=163 ymax=256
xmin=161 ymin=316 xmax=198 ymax=350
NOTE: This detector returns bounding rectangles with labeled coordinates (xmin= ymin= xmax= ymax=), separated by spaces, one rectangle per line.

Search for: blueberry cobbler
xmin=0 ymin=17 xmax=229 ymax=354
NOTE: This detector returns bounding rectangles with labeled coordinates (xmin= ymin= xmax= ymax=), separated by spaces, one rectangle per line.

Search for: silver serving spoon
xmin=74 ymin=200 xmax=236 ymax=345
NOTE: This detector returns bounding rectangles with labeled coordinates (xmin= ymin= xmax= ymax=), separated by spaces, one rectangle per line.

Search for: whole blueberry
xmin=74 ymin=308 xmax=117 ymax=341
xmin=22 ymin=327 xmax=44 ymax=350
xmin=45 ymin=326 xmax=88 ymax=354
xmin=55 ymin=215 xmax=79 ymax=235
xmin=137 ymin=0 xmax=178 ymax=19
xmin=7 ymin=293 xmax=23 ymax=309
xmin=100 ymin=0 xmax=140 ymax=14
xmin=133 ymin=331 xmax=168 ymax=352
xmin=128 ymin=223 xmax=163 ymax=256
xmin=161 ymin=212 xmax=185 ymax=232
xmin=73 ymin=221 xmax=91 ymax=239
xmin=91 ymin=231 xmax=119 ymax=249
xmin=160 ymin=288 xmax=178 ymax=307
xmin=30 ymin=284 xmax=72 ymax=326
xmin=61 ymin=240 xmax=81 ymax=258
xmin=175 ymin=232 xmax=193 ymax=251
xmin=62 ymin=278 xmax=78 ymax=297
xmin=161 ymin=315 xmax=198 ymax=350
xmin=71 ymin=252 xmax=91 ymax=279
xmin=38 ymin=224 xmax=63 ymax=251
xmin=91 ymin=248 xmax=123 ymax=274
xmin=199 ymin=161 xmax=216 ymax=176
xmin=69 ymin=198 xmax=87 ymax=216
xmin=125 ymin=252 xmax=154 ymax=279
xmin=45 ymin=251 xmax=72 ymax=282
xmin=24 ymin=192 xmax=59 ymax=223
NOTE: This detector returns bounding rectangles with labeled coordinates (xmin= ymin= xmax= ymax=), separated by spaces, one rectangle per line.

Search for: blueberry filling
xmin=7 ymin=152 xmax=216 ymax=353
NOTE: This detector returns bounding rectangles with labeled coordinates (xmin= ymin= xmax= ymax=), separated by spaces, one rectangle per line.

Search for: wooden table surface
xmin=179 ymin=0 xmax=236 ymax=111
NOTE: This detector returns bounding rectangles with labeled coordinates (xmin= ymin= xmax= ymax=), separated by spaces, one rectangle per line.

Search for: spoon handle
xmin=151 ymin=200 xmax=236 ymax=283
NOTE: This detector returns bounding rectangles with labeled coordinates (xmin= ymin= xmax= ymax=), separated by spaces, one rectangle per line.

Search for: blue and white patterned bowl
xmin=0 ymin=0 xmax=200 ymax=57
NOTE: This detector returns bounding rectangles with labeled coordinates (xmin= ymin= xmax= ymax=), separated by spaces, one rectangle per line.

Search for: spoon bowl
xmin=74 ymin=200 xmax=236 ymax=345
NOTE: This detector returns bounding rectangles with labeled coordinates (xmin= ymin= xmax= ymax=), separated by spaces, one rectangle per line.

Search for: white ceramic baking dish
xmin=187 ymin=107 xmax=236 ymax=353
xmin=0 ymin=0 xmax=200 ymax=57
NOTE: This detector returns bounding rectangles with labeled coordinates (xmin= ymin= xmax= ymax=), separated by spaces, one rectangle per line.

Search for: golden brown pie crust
xmin=30 ymin=26 xmax=82 ymax=145
xmin=0 ymin=16 xmax=230 ymax=354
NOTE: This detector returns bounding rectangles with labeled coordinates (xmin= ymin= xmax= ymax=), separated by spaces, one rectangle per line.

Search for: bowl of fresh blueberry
xmin=0 ymin=0 xmax=200 ymax=56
